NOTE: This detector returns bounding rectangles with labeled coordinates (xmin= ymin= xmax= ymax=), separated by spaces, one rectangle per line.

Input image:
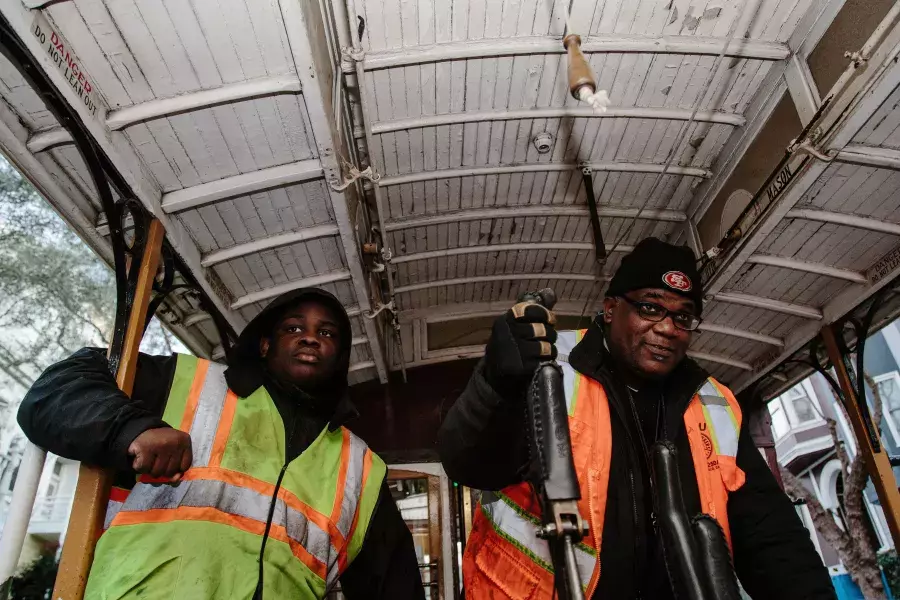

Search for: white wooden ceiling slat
xmin=158 ymin=113 xmax=218 ymax=182
xmin=254 ymin=97 xmax=303 ymax=165
xmin=808 ymin=162 xmax=854 ymax=208
xmin=198 ymin=203 xmax=238 ymax=252
xmin=858 ymin=169 xmax=900 ymax=218
xmin=212 ymin=261 xmax=246 ymax=297
xmin=45 ymin=2 xmax=133 ymax=107
xmin=259 ymin=249 xmax=289 ymax=288
xmin=243 ymin=0 xmax=291 ymax=76
xmin=215 ymin=200 xmax=253 ymax=245
xmin=266 ymin=188 xmax=297 ymax=233
xmin=48 ymin=146 xmax=94 ymax=203
xmin=69 ymin=0 xmax=152 ymax=102
xmin=220 ymin=103 xmax=273 ymax=170
xmin=319 ymin=236 xmax=346 ymax=271
xmin=824 ymin=164 xmax=877 ymax=213
xmin=108 ymin=0 xmax=185 ymax=98
xmin=304 ymin=180 xmax=335 ymax=225
xmin=275 ymin=246 xmax=302 ymax=281
xmin=215 ymin=0 xmax=266 ymax=80
xmin=155 ymin=0 xmax=220 ymax=89
xmin=174 ymin=210 xmax=215 ymax=253
xmin=117 ymin=124 xmax=179 ymax=191
xmin=244 ymin=191 xmax=280 ymax=236
xmin=206 ymin=107 xmax=260 ymax=174
xmin=237 ymin=254 xmax=270 ymax=293
xmin=198 ymin=110 xmax=245 ymax=177
xmin=855 ymin=85 xmax=900 ymax=144
xmin=0 ymin=67 xmax=53 ymax=130
xmin=33 ymin=152 xmax=96 ymax=219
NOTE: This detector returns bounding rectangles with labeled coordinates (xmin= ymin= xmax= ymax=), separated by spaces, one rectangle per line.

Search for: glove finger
xmin=518 ymin=339 xmax=558 ymax=362
xmin=509 ymin=321 xmax=557 ymax=343
xmin=509 ymin=302 xmax=556 ymax=325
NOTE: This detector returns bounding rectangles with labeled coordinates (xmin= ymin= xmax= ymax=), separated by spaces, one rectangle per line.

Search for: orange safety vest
xmin=462 ymin=330 xmax=746 ymax=599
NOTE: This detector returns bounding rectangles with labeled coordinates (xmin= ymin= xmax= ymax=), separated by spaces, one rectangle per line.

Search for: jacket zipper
xmin=254 ymin=413 xmax=300 ymax=600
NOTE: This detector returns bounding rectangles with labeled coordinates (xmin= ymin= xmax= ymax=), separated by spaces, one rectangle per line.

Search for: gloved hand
xmin=483 ymin=300 xmax=558 ymax=401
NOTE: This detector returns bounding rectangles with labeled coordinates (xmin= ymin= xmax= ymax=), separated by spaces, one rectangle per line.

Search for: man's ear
xmin=259 ymin=337 xmax=270 ymax=358
xmin=602 ymin=296 xmax=616 ymax=325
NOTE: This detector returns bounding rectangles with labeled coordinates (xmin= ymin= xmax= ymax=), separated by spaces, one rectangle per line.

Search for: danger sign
xmin=32 ymin=13 xmax=104 ymax=119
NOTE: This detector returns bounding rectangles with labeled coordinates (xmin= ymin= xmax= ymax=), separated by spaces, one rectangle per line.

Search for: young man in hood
xmin=439 ymin=238 xmax=835 ymax=599
xmin=18 ymin=287 xmax=424 ymax=599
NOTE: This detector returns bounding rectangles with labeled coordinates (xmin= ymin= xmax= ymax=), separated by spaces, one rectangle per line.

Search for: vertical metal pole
xmin=0 ymin=442 xmax=47 ymax=586
xmin=821 ymin=324 xmax=900 ymax=548
xmin=52 ymin=220 xmax=166 ymax=600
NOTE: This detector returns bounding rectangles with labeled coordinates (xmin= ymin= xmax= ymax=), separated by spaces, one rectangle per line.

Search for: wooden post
xmin=52 ymin=219 xmax=166 ymax=600
xmin=821 ymin=324 xmax=900 ymax=548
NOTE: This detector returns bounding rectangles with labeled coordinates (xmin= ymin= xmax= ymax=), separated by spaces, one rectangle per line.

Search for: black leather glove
xmin=483 ymin=301 xmax=558 ymax=401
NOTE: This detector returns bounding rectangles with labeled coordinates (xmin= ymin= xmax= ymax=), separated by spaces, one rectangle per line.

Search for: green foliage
xmin=0 ymin=157 xmax=115 ymax=380
xmin=0 ymin=155 xmax=185 ymax=406
xmin=879 ymin=550 xmax=900 ymax=597
xmin=4 ymin=551 xmax=58 ymax=600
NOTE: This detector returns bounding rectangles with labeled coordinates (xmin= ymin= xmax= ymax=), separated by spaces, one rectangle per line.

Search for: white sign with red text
xmin=31 ymin=13 xmax=104 ymax=120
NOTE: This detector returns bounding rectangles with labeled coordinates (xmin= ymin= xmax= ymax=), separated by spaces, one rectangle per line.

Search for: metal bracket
xmin=787 ymin=138 xmax=836 ymax=162
xmin=341 ymin=46 xmax=366 ymax=63
xmin=844 ymin=50 xmax=869 ymax=68
xmin=331 ymin=164 xmax=381 ymax=192
xmin=366 ymin=300 xmax=396 ymax=319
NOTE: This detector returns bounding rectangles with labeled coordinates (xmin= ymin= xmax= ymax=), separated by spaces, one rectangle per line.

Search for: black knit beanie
xmin=606 ymin=237 xmax=703 ymax=315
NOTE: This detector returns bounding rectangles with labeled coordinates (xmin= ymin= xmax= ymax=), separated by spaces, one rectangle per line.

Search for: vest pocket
xmin=472 ymin=531 xmax=541 ymax=600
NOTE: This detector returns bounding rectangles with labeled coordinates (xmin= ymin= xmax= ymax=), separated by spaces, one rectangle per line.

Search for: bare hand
xmin=128 ymin=427 xmax=192 ymax=482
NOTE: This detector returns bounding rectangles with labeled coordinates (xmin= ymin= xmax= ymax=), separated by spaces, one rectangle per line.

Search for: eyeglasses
xmin=617 ymin=296 xmax=702 ymax=331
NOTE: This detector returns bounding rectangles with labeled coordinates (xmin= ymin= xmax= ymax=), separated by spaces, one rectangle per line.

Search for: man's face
xmin=259 ymin=300 xmax=343 ymax=388
xmin=602 ymin=288 xmax=695 ymax=380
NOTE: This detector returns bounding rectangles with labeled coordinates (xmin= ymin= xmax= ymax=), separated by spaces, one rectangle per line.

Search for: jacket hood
xmin=224 ymin=287 xmax=354 ymax=404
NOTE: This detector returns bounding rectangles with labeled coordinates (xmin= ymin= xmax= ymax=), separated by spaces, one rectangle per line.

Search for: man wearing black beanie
xmin=439 ymin=237 xmax=835 ymax=599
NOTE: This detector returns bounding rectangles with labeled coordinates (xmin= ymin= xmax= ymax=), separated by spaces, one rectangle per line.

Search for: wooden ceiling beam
xmin=370 ymin=107 xmax=745 ymax=135
xmin=384 ymin=205 xmax=687 ymax=232
xmin=378 ymin=162 xmax=711 ymax=187
xmin=26 ymin=75 xmax=302 ymax=152
xmin=345 ymin=35 xmax=789 ymax=72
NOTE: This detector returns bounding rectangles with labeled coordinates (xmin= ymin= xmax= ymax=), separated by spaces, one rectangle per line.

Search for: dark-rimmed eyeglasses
xmin=617 ymin=296 xmax=702 ymax=331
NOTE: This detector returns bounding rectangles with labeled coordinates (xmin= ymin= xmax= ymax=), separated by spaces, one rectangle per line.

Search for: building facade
xmin=768 ymin=320 xmax=900 ymax=597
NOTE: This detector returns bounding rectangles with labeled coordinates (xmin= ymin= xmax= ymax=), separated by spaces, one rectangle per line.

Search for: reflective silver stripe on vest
xmin=104 ymin=500 xmax=124 ymax=530
xmin=190 ymin=361 xmax=229 ymax=466
xmin=556 ymin=331 xmax=580 ymax=414
xmin=481 ymin=496 xmax=594 ymax=589
xmin=121 ymin=478 xmax=337 ymax=570
xmin=336 ymin=432 xmax=368 ymax=538
xmin=699 ymin=379 xmax=740 ymax=458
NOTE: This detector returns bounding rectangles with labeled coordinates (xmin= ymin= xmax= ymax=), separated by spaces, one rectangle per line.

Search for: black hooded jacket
xmin=18 ymin=288 xmax=423 ymax=599
xmin=438 ymin=316 xmax=836 ymax=599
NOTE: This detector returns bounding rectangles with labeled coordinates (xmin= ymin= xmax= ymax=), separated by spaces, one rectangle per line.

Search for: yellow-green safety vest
xmin=87 ymin=354 xmax=386 ymax=599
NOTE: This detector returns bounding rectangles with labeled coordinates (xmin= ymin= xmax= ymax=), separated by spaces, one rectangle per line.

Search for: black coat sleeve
xmin=17 ymin=347 xmax=177 ymax=471
xmin=729 ymin=423 xmax=836 ymax=599
xmin=437 ymin=359 xmax=529 ymax=490
xmin=339 ymin=481 xmax=425 ymax=600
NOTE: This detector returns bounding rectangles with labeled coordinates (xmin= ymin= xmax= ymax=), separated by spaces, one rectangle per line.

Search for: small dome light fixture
xmin=533 ymin=132 xmax=554 ymax=154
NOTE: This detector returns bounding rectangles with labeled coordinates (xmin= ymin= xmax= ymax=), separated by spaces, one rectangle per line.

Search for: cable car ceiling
xmin=0 ymin=0 xmax=899 ymax=395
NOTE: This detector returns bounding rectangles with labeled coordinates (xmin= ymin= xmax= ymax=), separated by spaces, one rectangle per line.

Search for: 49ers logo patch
xmin=663 ymin=271 xmax=692 ymax=292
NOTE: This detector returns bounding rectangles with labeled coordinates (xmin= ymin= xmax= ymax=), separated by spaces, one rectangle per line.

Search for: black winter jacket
xmin=18 ymin=347 xmax=423 ymax=600
xmin=438 ymin=317 xmax=836 ymax=599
